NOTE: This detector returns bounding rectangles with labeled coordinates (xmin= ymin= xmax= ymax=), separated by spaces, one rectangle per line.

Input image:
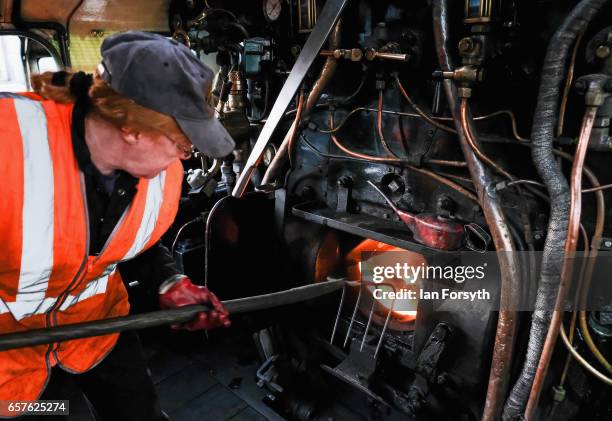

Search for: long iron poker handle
xmin=0 ymin=280 xmax=345 ymax=352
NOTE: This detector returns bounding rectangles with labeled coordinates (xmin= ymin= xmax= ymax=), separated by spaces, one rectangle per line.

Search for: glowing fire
xmin=345 ymin=239 xmax=424 ymax=323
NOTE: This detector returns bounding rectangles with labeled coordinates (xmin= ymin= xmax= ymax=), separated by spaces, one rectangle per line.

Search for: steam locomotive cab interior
xmin=2 ymin=0 xmax=612 ymax=419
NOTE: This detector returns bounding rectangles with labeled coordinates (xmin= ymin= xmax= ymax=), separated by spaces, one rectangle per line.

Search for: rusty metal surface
xmin=432 ymin=2 xmax=520 ymax=420
xmin=15 ymin=0 xmax=169 ymax=34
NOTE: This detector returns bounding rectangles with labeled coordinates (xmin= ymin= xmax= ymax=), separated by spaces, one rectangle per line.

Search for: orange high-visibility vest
xmin=0 ymin=93 xmax=183 ymax=402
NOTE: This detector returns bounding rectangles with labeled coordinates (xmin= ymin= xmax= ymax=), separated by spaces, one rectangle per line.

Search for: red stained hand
xmin=159 ymin=278 xmax=231 ymax=330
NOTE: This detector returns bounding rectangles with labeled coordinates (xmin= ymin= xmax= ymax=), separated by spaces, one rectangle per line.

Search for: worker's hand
xmin=159 ymin=277 xmax=230 ymax=330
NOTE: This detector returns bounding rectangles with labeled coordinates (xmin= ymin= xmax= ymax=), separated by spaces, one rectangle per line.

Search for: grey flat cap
xmin=99 ymin=31 xmax=235 ymax=158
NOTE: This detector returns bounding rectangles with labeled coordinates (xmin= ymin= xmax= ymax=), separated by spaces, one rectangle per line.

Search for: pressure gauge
xmin=263 ymin=0 xmax=282 ymax=22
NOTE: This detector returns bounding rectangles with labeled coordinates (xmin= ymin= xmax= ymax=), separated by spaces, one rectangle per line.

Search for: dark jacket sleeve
xmin=118 ymin=241 xmax=183 ymax=291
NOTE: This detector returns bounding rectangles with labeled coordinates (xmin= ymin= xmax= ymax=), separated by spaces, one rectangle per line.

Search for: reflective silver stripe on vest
xmin=59 ymin=270 xmax=113 ymax=312
xmin=11 ymin=98 xmax=55 ymax=320
xmin=0 ymin=270 xmax=114 ymax=319
xmin=122 ymin=170 xmax=167 ymax=261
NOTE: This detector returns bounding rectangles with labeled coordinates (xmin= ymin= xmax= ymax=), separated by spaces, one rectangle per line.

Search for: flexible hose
xmin=503 ymin=2 xmax=608 ymax=419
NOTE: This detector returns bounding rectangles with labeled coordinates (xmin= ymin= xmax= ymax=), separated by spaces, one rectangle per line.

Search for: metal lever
xmin=232 ymin=0 xmax=348 ymax=197
xmin=364 ymin=48 xmax=410 ymax=62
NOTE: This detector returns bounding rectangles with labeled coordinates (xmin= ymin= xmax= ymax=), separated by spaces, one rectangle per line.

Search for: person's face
xmin=119 ymin=128 xmax=192 ymax=179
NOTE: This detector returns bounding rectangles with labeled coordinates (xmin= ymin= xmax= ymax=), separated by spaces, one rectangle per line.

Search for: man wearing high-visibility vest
xmin=0 ymin=32 xmax=234 ymax=420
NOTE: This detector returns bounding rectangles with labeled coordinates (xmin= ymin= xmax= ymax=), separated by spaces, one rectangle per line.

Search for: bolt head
xmin=458 ymin=37 xmax=475 ymax=54
xmin=574 ymin=80 xmax=587 ymax=94
xmin=596 ymin=45 xmax=611 ymax=59
xmin=388 ymin=180 xmax=401 ymax=193
xmin=605 ymin=240 xmax=612 ymax=248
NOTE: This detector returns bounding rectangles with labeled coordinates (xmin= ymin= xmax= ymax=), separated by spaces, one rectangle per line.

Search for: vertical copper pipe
xmin=432 ymin=2 xmax=521 ymax=420
xmin=287 ymin=91 xmax=305 ymax=168
xmin=460 ymin=99 xmax=515 ymax=181
xmin=558 ymin=225 xmax=589 ymax=386
xmin=524 ymin=106 xmax=598 ymax=420
xmin=558 ymin=31 xmax=586 ymax=137
xmin=262 ymin=21 xmax=342 ymax=185
xmin=377 ymin=90 xmax=399 ymax=158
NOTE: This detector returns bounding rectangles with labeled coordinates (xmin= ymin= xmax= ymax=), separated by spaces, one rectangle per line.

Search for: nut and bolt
xmin=387 ymin=179 xmax=402 ymax=193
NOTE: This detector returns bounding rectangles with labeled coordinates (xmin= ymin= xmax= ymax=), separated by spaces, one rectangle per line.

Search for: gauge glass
xmin=263 ymin=0 xmax=282 ymax=22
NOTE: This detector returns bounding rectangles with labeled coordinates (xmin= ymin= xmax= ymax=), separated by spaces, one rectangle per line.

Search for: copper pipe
xmin=558 ymin=30 xmax=586 ymax=137
xmin=554 ymin=153 xmax=609 ymax=384
xmin=583 ymin=183 xmax=612 ymax=193
xmin=319 ymin=106 xmax=529 ymax=142
xmin=424 ymin=159 xmax=468 ymax=168
xmin=377 ymin=90 xmax=399 ymax=158
xmin=286 ymin=91 xmax=305 ymax=168
xmin=432 ymin=4 xmax=521 ymax=419
xmin=578 ymin=161 xmax=612 ymax=375
xmin=394 ymin=74 xmax=457 ymax=134
xmin=558 ymin=224 xmax=589 ymax=387
xmin=328 ymin=114 xmax=479 ymax=203
xmin=560 ymin=324 xmax=612 ymax=386
xmin=524 ymin=106 xmax=599 ymax=420
xmin=261 ymin=20 xmax=342 ymax=185
xmin=460 ymin=99 xmax=514 ymax=181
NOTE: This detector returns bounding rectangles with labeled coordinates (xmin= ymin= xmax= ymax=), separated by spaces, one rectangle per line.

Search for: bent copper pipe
xmin=262 ymin=21 xmax=342 ymax=185
xmin=460 ymin=99 xmax=515 ymax=181
xmin=395 ymin=74 xmax=457 ymax=134
xmin=328 ymin=114 xmax=480 ymax=203
xmin=432 ymin=2 xmax=521 ymax=420
xmin=524 ymin=107 xmax=599 ymax=419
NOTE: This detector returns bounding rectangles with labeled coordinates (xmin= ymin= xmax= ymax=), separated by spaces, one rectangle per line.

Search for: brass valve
xmin=319 ymin=48 xmax=409 ymax=63
xmin=320 ymin=48 xmax=363 ymax=61
xmin=433 ymin=65 xmax=483 ymax=98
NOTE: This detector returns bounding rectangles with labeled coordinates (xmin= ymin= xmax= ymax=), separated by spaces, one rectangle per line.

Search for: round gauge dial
xmin=263 ymin=0 xmax=282 ymax=22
